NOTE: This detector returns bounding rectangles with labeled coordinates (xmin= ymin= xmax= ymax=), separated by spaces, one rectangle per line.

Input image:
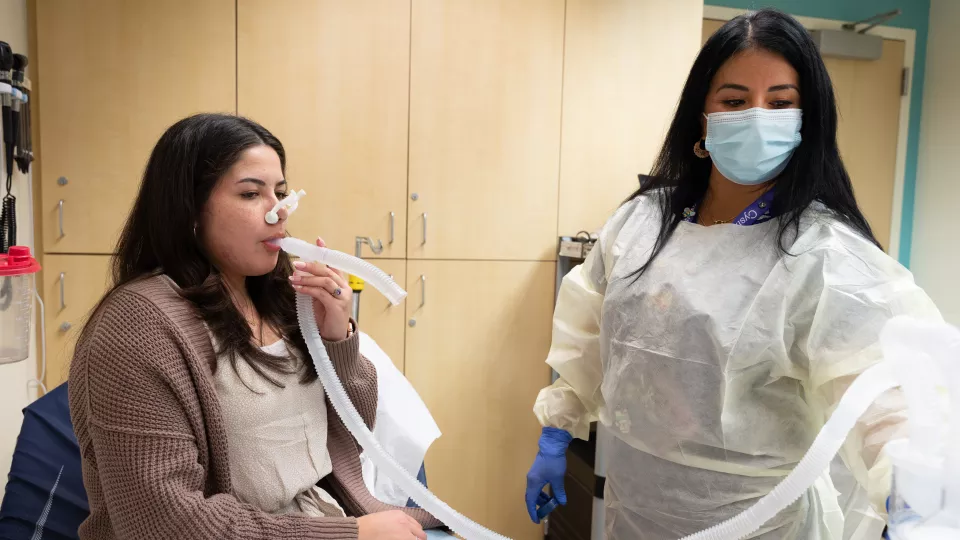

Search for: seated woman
xmin=69 ymin=113 xmax=439 ymax=540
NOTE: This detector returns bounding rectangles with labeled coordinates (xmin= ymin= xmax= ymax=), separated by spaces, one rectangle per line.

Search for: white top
xmin=213 ymin=337 xmax=345 ymax=517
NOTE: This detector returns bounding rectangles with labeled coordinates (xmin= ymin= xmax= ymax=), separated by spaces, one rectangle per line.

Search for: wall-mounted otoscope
xmin=0 ymin=42 xmax=13 ymax=181
xmin=12 ymin=53 xmax=31 ymax=175
xmin=11 ymin=54 xmax=29 ymax=175
xmin=0 ymin=41 xmax=16 ymax=254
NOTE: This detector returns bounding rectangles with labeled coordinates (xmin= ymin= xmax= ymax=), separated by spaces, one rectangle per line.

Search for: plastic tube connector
xmin=265 ymin=189 xmax=306 ymax=224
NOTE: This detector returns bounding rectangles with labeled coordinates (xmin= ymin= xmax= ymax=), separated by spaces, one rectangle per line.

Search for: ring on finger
xmin=334 ymin=287 xmax=342 ymax=297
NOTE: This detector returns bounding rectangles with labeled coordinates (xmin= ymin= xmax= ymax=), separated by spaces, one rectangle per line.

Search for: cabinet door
xmin=560 ymin=0 xmax=703 ymax=234
xmin=238 ymin=0 xmax=410 ymax=257
xmin=357 ymin=259 xmax=406 ymax=372
xmin=405 ymin=261 xmax=555 ymax=540
xmin=37 ymin=0 xmax=236 ymax=254
xmin=408 ymin=1 xmax=564 ymax=261
xmin=40 ymin=255 xmax=112 ymax=390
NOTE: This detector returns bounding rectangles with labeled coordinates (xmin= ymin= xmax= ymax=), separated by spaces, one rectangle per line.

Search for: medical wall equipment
xmin=272 ymin=235 xmax=511 ymax=540
xmin=0 ymin=246 xmax=40 ymax=365
xmin=1 ymin=41 xmax=16 ymax=253
xmin=676 ymin=316 xmax=959 ymax=540
xmin=9 ymin=54 xmax=25 ymax=175
xmin=0 ymin=44 xmax=30 ymax=253
xmin=0 ymin=41 xmax=12 ymax=174
xmin=12 ymin=53 xmax=31 ymax=175
xmin=264 ymin=188 xmax=306 ymax=225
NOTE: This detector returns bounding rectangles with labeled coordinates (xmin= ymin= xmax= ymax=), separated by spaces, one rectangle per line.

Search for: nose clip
xmin=265 ymin=189 xmax=306 ymax=224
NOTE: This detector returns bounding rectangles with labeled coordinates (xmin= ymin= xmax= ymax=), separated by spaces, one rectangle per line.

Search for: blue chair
xmin=0 ymin=383 xmax=88 ymax=540
xmin=1 ymin=383 xmax=452 ymax=539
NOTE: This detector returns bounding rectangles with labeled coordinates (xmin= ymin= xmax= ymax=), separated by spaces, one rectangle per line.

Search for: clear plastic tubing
xmin=275 ymin=236 xmax=511 ymax=540
xmin=275 ymin=237 xmax=407 ymax=305
xmin=680 ymin=361 xmax=899 ymax=540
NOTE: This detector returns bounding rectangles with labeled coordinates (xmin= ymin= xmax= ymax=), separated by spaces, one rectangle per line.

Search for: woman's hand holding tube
xmin=290 ymin=236 xmax=354 ymax=341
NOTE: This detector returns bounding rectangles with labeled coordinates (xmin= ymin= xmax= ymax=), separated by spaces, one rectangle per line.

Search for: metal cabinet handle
xmin=409 ymin=274 xmax=426 ymax=327
xmin=389 ymin=212 xmax=395 ymax=245
xmin=422 ymin=213 xmax=428 ymax=245
xmin=58 ymin=200 xmax=65 ymax=238
xmin=59 ymin=272 xmax=66 ymax=311
xmin=420 ymin=275 xmax=426 ymax=308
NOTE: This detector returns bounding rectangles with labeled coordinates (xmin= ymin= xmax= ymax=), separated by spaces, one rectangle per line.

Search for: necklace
xmin=682 ymin=190 xmax=775 ymax=227
xmin=706 ymin=214 xmax=736 ymax=225
xmin=686 ymin=208 xmax=735 ymax=225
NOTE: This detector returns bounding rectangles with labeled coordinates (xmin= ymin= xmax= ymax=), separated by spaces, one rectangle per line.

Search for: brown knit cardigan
xmin=68 ymin=275 xmax=441 ymax=539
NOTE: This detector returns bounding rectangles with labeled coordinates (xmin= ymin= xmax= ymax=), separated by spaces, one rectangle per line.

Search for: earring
xmin=693 ymin=139 xmax=709 ymax=159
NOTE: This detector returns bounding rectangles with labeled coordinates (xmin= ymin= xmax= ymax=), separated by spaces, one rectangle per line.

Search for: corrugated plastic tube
xmin=276 ymin=236 xmax=512 ymax=540
xmin=276 ymin=237 xmax=407 ymax=305
xmin=680 ymin=361 xmax=899 ymax=540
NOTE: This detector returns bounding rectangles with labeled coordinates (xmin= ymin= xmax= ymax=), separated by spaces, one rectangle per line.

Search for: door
xmin=407 ymin=0 xmax=565 ymax=261
xmin=41 ymin=255 xmax=112 ymax=390
xmin=559 ymin=0 xmax=703 ymax=235
xmin=405 ymin=260 xmax=555 ymax=540
xmin=702 ymin=19 xmax=904 ymax=250
xmin=37 ymin=0 xmax=236 ymax=254
xmin=357 ymin=259 xmax=406 ymax=372
xmin=823 ymin=39 xmax=905 ymax=249
xmin=237 ymin=0 xmax=410 ymax=257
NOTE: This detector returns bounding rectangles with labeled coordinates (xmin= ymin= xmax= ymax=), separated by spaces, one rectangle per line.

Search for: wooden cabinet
xmin=40 ymin=254 xmax=112 ymax=390
xmin=357 ymin=259 xmax=407 ymax=372
xmin=560 ymin=0 xmax=704 ymax=234
xmin=405 ymin=260 xmax=555 ymax=540
xmin=407 ymin=0 xmax=565 ymax=261
xmin=36 ymin=0 xmax=236 ymax=254
xmin=237 ymin=0 xmax=410 ymax=257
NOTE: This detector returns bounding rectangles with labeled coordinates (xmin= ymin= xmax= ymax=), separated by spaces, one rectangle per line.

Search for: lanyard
xmin=682 ymin=189 xmax=776 ymax=226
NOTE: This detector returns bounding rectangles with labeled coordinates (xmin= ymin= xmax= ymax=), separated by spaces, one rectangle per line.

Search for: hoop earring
xmin=693 ymin=139 xmax=710 ymax=159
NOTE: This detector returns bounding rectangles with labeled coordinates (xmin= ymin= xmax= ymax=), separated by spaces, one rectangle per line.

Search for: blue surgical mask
xmin=704 ymin=107 xmax=802 ymax=185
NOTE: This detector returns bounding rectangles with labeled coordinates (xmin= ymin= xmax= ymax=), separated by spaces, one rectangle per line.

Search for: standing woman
xmin=69 ymin=114 xmax=438 ymax=540
xmin=525 ymin=9 xmax=940 ymax=540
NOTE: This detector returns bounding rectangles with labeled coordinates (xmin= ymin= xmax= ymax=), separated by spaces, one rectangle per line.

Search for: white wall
xmin=912 ymin=0 xmax=960 ymax=326
xmin=0 ymin=0 xmax=39 ymax=480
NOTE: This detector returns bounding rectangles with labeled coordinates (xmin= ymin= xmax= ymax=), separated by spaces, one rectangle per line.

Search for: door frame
xmin=703 ymin=6 xmax=916 ymax=257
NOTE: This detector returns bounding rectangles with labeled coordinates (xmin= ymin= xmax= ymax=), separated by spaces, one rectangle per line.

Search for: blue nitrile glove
xmin=525 ymin=427 xmax=573 ymax=524
xmin=883 ymin=497 xmax=891 ymax=539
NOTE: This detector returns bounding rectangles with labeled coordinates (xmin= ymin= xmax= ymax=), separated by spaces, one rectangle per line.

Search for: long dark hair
xmin=628 ymin=8 xmax=878 ymax=279
xmin=83 ymin=113 xmax=314 ymax=386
